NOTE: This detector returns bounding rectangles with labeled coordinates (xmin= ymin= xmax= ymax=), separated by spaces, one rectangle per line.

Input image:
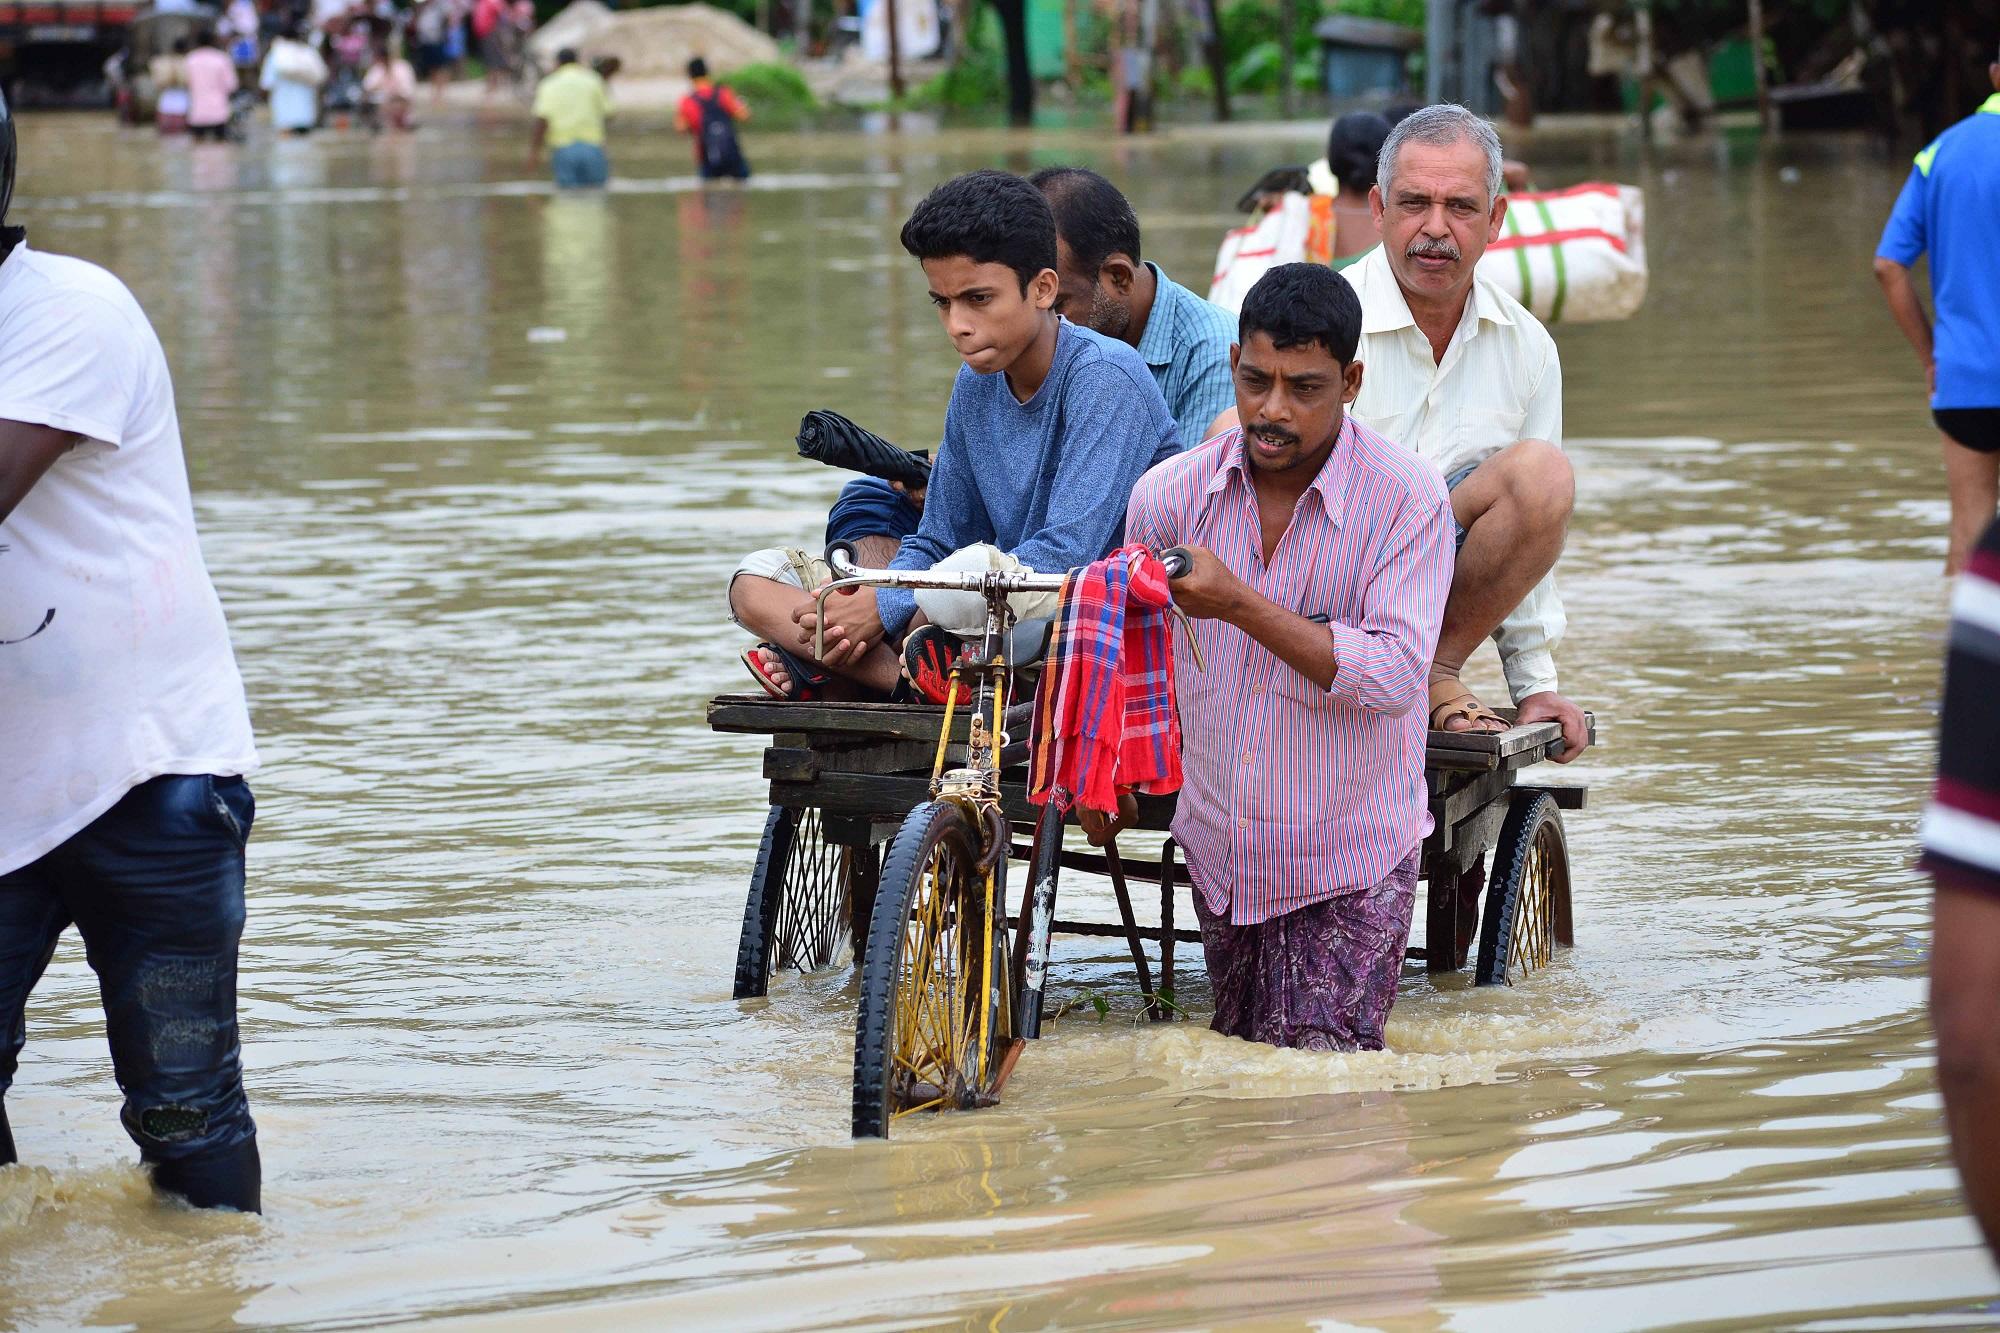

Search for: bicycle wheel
xmin=852 ymin=801 xmax=1013 ymax=1139
xmin=732 ymin=806 xmax=859 ymax=999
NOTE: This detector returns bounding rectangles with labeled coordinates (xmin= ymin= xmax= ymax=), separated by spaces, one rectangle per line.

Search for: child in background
xmin=362 ymin=42 xmax=417 ymax=130
xmin=152 ymin=37 xmax=191 ymax=134
xmin=675 ymin=56 xmax=751 ymax=183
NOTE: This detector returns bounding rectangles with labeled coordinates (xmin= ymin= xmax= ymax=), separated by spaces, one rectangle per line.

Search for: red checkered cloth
xmin=1029 ymin=545 xmax=1183 ymax=815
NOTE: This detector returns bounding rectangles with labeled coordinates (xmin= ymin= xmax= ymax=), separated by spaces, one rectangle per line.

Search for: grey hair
xmin=1376 ymin=103 xmax=1504 ymax=203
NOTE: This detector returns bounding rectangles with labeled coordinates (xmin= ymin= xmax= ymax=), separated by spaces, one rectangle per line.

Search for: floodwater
xmin=2 ymin=108 xmax=1993 ymax=1329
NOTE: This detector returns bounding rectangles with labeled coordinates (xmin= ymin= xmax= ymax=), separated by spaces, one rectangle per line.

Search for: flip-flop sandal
xmin=902 ymin=625 xmax=972 ymax=706
xmin=1428 ymin=677 xmax=1510 ymax=734
xmin=743 ymin=642 xmax=829 ymax=702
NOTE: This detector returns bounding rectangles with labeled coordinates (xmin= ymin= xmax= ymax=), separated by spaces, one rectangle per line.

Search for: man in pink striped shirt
xmin=1123 ymin=262 xmax=1454 ymax=1050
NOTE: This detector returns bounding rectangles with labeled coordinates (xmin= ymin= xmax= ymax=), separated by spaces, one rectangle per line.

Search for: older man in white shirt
xmin=1343 ymin=103 xmax=1588 ymax=761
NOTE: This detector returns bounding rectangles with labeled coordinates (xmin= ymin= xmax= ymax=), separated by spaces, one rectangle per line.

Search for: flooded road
xmin=2 ymin=111 xmax=1994 ymax=1328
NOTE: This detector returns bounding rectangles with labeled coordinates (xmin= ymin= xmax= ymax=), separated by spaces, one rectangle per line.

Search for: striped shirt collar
xmin=1203 ymin=418 xmax=1355 ymax=530
xmin=1134 ymin=261 xmax=1191 ymax=369
xmin=1354 ymin=243 xmax=1515 ymax=336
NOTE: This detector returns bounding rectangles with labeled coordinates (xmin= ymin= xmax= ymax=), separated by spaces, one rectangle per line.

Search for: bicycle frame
xmin=813 ymin=549 xmax=1068 ymax=1100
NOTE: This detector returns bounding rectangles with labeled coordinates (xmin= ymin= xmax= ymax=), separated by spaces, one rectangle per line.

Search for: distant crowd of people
xmin=126 ymin=0 xmax=541 ymax=139
xmin=126 ymin=0 xmax=762 ymax=184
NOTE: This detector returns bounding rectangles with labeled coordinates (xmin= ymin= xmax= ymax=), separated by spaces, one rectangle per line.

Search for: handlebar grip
xmin=1160 ymin=546 xmax=1193 ymax=580
xmin=824 ymin=542 xmax=859 ymax=577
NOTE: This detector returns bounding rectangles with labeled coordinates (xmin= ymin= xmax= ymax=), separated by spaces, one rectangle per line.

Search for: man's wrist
xmin=1217 ymin=572 xmax=1262 ymax=630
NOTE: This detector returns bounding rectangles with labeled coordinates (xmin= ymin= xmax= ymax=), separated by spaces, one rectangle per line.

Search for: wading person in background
xmin=1121 ymin=263 xmax=1454 ymax=1050
xmin=1030 ymin=166 xmax=1236 ymax=449
xmin=732 ymin=170 xmax=1179 ymax=702
xmin=152 ymin=37 xmax=192 ymax=135
xmin=362 ymin=39 xmax=418 ymax=132
xmin=528 ymin=48 xmax=611 ymax=189
xmin=0 ymin=91 xmax=263 ymax=1212
xmin=1922 ymin=514 xmax=2000 ymax=1257
xmin=1873 ymin=51 xmax=2000 ymax=577
xmin=410 ymin=0 xmax=452 ymax=104
xmin=676 ymin=58 xmax=750 ymax=184
xmin=472 ymin=0 xmax=507 ymax=96
xmin=220 ymin=0 xmax=261 ymax=74
xmin=184 ymin=29 xmax=241 ymax=143
xmin=260 ymin=22 xmax=327 ymax=135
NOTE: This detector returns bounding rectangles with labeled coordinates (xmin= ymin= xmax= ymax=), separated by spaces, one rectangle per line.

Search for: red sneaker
xmin=902 ymin=625 xmax=972 ymax=706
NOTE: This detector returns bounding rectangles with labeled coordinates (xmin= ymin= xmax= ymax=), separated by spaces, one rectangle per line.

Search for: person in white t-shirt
xmin=0 ymin=90 xmax=263 ymax=1213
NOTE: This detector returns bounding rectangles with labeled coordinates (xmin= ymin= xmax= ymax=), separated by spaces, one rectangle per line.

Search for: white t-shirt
xmin=0 ymin=243 xmax=258 ymax=875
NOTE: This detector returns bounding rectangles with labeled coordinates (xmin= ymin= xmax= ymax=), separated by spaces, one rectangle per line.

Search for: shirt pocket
xmin=1455 ymin=405 xmax=1528 ymax=468
xmin=1172 ymin=617 xmax=1226 ymax=705
xmin=1274 ymin=556 xmax=1378 ymax=705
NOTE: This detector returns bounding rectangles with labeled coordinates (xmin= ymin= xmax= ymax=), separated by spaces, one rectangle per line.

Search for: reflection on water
xmin=1 ymin=112 xmax=1993 ymax=1329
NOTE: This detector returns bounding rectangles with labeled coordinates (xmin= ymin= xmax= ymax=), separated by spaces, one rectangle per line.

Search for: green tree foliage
xmin=907 ymin=4 xmax=1009 ymax=109
xmin=726 ymin=60 xmax=820 ymax=115
xmin=1217 ymin=0 xmax=1419 ymax=94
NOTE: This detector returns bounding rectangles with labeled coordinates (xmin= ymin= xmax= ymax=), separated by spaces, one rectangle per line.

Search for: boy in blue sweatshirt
xmin=736 ymin=169 xmax=1179 ymax=698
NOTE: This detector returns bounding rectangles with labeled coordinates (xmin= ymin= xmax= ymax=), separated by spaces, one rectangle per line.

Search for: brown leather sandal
xmin=1428 ymin=677 xmax=1510 ymax=734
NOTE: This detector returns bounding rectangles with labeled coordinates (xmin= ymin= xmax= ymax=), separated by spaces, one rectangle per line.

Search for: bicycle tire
xmin=732 ymin=806 xmax=858 ymax=999
xmin=852 ymin=800 xmax=1012 ymax=1139
xmin=1475 ymin=792 xmax=1572 ymax=986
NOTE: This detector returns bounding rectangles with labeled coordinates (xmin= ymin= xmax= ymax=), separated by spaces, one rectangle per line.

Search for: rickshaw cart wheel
xmin=852 ymin=801 xmax=1014 ymax=1139
xmin=732 ymin=806 xmax=863 ymax=999
xmin=1475 ymin=791 xmax=1572 ymax=986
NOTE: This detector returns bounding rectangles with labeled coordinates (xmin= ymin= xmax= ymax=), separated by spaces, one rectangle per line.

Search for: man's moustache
xmin=1407 ymin=239 xmax=1461 ymax=260
xmin=1248 ymin=423 xmax=1299 ymax=445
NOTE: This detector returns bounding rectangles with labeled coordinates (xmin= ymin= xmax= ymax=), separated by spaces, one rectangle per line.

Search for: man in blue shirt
xmin=784 ymin=169 xmax=1180 ymax=697
xmin=1030 ymin=166 xmax=1238 ymax=448
xmin=1874 ymin=55 xmax=2000 ymax=575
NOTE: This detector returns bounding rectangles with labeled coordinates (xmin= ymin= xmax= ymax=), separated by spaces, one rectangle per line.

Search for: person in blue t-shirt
xmin=732 ymin=169 xmax=1179 ymax=701
xmin=1874 ymin=53 xmax=2000 ymax=576
xmin=811 ymin=165 xmax=1237 ymax=583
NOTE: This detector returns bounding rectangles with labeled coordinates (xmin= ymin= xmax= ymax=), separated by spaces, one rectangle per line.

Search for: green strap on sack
xmin=1535 ymin=198 xmax=1568 ymax=324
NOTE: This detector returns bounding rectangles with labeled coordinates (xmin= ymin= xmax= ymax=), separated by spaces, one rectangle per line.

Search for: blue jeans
xmin=0 ymin=774 xmax=260 ymax=1211
xmin=551 ymin=142 xmax=609 ymax=189
xmin=825 ymin=476 xmax=923 ymax=549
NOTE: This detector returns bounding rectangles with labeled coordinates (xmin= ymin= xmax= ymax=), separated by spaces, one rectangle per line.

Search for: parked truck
xmin=0 ymin=0 xmax=143 ymax=104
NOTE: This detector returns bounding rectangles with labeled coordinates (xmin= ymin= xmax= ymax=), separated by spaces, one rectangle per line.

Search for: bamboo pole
xmin=1278 ymin=0 xmax=1296 ymax=116
xmin=1136 ymin=0 xmax=1159 ymax=130
xmin=1195 ymin=0 xmax=1229 ymax=120
xmin=1064 ymin=0 xmax=1080 ymax=92
xmin=1635 ymin=0 xmax=1654 ymax=143
xmin=1747 ymin=0 xmax=1772 ymax=131
xmin=885 ymin=0 xmax=904 ymax=100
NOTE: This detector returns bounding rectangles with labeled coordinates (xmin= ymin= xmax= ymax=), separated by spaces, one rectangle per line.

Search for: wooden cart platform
xmin=711 ymin=694 xmax=1589 ymax=993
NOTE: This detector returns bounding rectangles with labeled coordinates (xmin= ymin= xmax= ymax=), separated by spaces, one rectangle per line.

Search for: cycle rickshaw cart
xmin=709 ymin=550 xmax=1589 ymax=1138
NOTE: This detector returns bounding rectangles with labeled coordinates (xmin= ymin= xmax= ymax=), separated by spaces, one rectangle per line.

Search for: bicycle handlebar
xmin=824 ymin=545 xmax=1071 ymax=594
xmin=810 ymin=544 xmax=1197 ymax=661
xmin=825 ymin=544 xmax=1195 ymax=591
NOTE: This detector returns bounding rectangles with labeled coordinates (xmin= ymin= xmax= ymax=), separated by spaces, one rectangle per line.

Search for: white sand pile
xmin=528 ymin=1 xmax=784 ymax=79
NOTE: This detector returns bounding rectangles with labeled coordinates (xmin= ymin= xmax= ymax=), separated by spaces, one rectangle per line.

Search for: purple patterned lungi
xmin=1191 ymin=848 xmax=1421 ymax=1051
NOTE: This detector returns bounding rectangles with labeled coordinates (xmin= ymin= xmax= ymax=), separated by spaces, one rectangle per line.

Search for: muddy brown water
xmin=1 ymin=110 xmax=1993 ymax=1329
